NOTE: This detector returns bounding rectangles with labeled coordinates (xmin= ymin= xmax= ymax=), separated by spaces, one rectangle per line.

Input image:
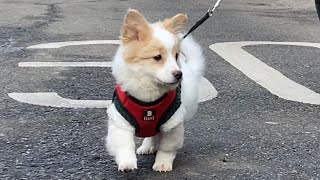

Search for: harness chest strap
xmin=112 ymin=85 xmax=181 ymax=137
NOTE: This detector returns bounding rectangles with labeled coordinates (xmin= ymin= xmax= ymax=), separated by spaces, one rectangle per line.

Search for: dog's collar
xmin=126 ymin=89 xmax=169 ymax=107
xmin=113 ymin=84 xmax=179 ymax=106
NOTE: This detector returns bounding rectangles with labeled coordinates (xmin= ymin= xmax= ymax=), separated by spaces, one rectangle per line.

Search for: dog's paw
xmin=116 ymin=156 xmax=137 ymax=172
xmin=118 ymin=161 xmax=137 ymax=172
xmin=152 ymin=150 xmax=176 ymax=172
xmin=152 ymin=161 xmax=173 ymax=172
xmin=136 ymin=145 xmax=156 ymax=155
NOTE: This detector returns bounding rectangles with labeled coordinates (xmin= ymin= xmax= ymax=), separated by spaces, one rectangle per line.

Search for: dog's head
xmin=119 ymin=9 xmax=187 ymax=86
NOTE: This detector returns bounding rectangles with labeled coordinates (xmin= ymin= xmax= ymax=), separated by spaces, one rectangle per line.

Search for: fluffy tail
xmin=180 ymin=35 xmax=205 ymax=76
xmin=179 ymin=35 xmax=205 ymax=120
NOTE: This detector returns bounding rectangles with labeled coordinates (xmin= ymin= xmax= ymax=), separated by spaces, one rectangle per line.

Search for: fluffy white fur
xmin=106 ymin=11 xmax=205 ymax=172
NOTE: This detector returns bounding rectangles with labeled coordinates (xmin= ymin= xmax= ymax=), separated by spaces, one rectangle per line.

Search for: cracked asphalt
xmin=0 ymin=0 xmax=320 ymax=179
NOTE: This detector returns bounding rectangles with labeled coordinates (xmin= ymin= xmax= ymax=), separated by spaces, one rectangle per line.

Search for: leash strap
xmin=183 ymin=12 xmax=211 ymax=39
xmin=183 ymin=0 xmax=223 ymax=39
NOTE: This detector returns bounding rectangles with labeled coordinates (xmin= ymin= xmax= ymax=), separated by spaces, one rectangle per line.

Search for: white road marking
xmin=209 ymin=41 xmax=320 ymax=105
xmin=8 ymin=93 xmax=112 ymax=108
xmin=199 ymin=77 xmax=218 ymax=103
xmin=265 ymin=122 xmax=279 ymax=125
xmin=8 ymin=40 xmax=218 ymax=108
xmin=9 ymin=77 xmax=216 ymax=108
xmin=27 ymin=40 xmax=120 ymax=49
xmin=18 ymin=61 xmax=112 ymax=67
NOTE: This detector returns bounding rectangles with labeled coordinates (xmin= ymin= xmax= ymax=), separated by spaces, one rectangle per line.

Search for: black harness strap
xmin=156 ymin=85 xmax=181 ymax=131
xmin=113 ymin=90 xmax=140 ymax=132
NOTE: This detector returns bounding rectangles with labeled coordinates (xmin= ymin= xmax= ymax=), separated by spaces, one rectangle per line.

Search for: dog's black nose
xmin=172 ymin=71 xmax=183 ymax=80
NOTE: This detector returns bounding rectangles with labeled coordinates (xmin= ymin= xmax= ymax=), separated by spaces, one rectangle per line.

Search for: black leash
xmin=183 ymin=0 xmax=224 ymax=39
xmin=316 ymin=0 xmax=320 ymax=20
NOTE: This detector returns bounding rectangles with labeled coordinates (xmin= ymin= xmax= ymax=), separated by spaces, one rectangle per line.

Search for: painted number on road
xmin=9 ymin=40 xmax=218 ymax=108
xmin=210 ymin=41 xmax=320 ymax=105
xmin=10 ymin=40 xmax=318 ymax=107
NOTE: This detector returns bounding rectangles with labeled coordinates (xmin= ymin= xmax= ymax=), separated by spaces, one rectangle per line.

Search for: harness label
xmin=143 ymin=110 xmax=155 ymax=121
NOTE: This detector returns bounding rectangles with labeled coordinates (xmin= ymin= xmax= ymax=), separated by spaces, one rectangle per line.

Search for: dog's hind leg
xmin=136 ymin=135 xmax=159 ymax=155
xmin=152 ymin=123 xmax=184 ymax=172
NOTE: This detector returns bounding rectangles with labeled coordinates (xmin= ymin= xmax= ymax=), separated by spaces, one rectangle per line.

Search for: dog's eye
xmin=175 ymin=53 xmax=179 ymax=60
xmin=153 ymin=55 xmax=162 ymax=61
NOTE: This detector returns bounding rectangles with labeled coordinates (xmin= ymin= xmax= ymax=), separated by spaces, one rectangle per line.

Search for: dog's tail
xmin=179 ymin=35 xmax=205 ymax=119
xmin=180 ymin=35 xmax=205 ymax=77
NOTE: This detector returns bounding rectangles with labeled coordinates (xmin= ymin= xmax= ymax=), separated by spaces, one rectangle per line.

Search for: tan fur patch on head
xmin=121 ymin=9 xmax=152 ymax=45
xmin=121 ymin=11 xmax=182 ymax=68
xmin=163 ymin=14 xmax=188 ymax=34
xmin=123 ymin=38 xmax=181 ymax=73
xmin=123 ymin=38 xmax=166 ymax=65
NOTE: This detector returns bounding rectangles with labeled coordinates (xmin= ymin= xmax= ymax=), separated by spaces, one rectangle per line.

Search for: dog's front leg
xmin=153 ymin=122 xmax=184 ymax=172
xmin=106 ymin=122 xmax=137 ymax=172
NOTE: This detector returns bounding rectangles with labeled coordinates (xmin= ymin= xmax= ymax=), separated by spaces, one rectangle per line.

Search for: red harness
xmin=113 ymin=84 xmax=181 ymax=137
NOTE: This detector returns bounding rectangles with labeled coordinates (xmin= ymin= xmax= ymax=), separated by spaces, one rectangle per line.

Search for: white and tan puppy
xmin=106 ymin=9 xmax=205 ymax=172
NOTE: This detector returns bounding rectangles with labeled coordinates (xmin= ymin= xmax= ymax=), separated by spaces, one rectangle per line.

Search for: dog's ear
xmin=121 ymin=9 xmax=151 ymax=44
xmin=163 ymin=14 xmax=188 ymax=34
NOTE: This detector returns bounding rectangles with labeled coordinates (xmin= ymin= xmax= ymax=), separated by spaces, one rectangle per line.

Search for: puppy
xmin=106 ymin=9 xmax=205 ymax=172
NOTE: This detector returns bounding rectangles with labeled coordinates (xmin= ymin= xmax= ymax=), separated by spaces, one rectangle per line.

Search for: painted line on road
xmin=8 ymin=93 xmax=112 ymax=108
xmin=18 ymin=61 xmax=113 ymax=67
xmin=27 ymin=40 xmax=120 ymax=49
xmin=10 ymin=40 xmax=218 ymax=108
xmin=8 ymin=77 xmax=217 ymax=108
xmin=199 ymin=77 xmax=218 ymax=103
xmin=209 ymin=41 xmax=320 ymax=105
xmin=265 ymin=122 xmax=279 ymax=125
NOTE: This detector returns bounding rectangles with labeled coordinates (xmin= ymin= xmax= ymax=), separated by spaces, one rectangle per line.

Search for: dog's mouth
xmin=156 ymin=78 xmax=181 ymax=86
xmin=166 ymin=81 xmax=180 ymax=85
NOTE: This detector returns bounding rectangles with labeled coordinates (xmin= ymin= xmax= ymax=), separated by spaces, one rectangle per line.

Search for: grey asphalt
xmin=1 ymin=0 xmax=320 ymax=179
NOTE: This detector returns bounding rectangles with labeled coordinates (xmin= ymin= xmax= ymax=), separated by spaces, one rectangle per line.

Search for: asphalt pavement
xmin=0 ymin=0 xmax=320 ymax=179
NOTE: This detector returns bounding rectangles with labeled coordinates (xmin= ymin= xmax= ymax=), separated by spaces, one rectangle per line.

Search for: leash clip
xmin=207 ymin=0 xmax=223 ymax=17
xmin=182 ymin=0 xmax=224 ymax=39
xmin=207 ymin=7 xmax=214 ymax=17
